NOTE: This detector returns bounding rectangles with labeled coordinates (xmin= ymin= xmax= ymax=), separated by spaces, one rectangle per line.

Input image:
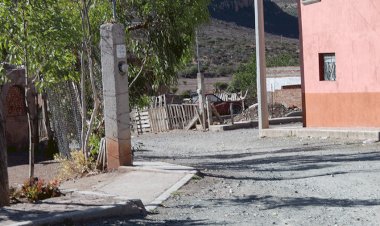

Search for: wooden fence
xmin=131 ymin=109 xmax=151 ymax=134
xmin=149 ymin=104 xmax=197 ymax=133
xmin=215 ymin=90 xmax=248 ymax=101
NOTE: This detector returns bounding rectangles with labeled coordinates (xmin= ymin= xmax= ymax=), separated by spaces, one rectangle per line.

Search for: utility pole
xmin=111 ymin=0 xmax=117 ymax=21
xmin=100 ymin=23 xmax=132 ymax=168
xmin=196 ymin=30 xmax=206 ymax=130
xmin=255 ymin=0 xmax=269 ymax=130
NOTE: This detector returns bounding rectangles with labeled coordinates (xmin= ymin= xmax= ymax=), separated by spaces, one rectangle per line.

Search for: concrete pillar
xmin=255 ymin=0 xmax=269 ymax=130
xmin=100 ymin=23 xmax=132 ymax=169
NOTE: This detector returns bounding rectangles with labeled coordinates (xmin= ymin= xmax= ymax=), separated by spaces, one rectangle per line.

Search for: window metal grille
xmin=323 ymin=54 xmax=336 ymax=81
xmin=319 ymin=53 xmax=336 ymax=81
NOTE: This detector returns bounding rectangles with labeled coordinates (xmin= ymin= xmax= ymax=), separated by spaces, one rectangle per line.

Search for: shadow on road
xmin=210 ymin=195 xmax=380 ymax=210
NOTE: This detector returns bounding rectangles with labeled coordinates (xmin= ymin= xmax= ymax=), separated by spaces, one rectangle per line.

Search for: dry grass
xmin=54 ymin=150 xmax=98 ymax=181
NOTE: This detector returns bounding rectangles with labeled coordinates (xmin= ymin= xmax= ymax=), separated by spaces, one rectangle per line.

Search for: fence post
xmin=206 ymin=97 xmax=213 ymax=128
xmin=230 ymin=103 xmax=234 ymax=125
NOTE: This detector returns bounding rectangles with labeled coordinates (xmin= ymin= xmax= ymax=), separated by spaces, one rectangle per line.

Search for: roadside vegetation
xmin=228 ymin=52 xmax=299 ymax=106
xmin=0 ymin=0 xmax=210 ymax=206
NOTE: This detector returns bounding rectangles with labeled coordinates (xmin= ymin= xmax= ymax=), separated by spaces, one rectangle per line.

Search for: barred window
xmin=319 ymin=53 xmax=336 ymax=81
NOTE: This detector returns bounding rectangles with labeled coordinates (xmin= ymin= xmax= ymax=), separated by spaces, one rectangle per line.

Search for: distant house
xmin=266 ymin=66 xmax=302 ymax=109
xmin=299 ymin=0 xmax=380 ymax=127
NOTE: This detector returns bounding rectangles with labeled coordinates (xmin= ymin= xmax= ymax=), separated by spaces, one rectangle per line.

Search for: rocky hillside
xmin=209 ymin=0 xmax=299 ymax=38
xmin=178 ymin=19 xmax=299 ymax=79
xmin=176 ymin=0 xmax=300 ymax=90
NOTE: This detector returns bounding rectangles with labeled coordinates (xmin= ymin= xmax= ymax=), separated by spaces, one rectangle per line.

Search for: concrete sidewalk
xmin=260 ymin=125 xmax=380 ymax=142
xmin=0 ymin=162 xmax=197 ymax=226
xmin=209 ymin=117 xmax=303 ymax=132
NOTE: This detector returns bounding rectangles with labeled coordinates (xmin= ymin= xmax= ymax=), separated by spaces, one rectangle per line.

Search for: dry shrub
xmin=54 ymin=150 xmax=98 ymax=180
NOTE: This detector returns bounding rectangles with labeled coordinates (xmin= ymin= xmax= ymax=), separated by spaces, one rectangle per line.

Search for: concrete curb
xmin=209 ymin=117 xmax=302 ymax=132
xmin=8 ymin=199 xmax=146 ymax=226
xmin=4 ymin=162 xmax=196 ymax=225
xmin=145 ymin=172 xmax=196 ymax=211
xmin=120 ymin=161 xmax=197 ymax=174
xmin=120 ymin=162 xmax=198 ymax=212
xmin=260 ymin=127 xmax=380 ymax=141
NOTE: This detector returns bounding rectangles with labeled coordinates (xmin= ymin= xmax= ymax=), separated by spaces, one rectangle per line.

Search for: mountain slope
xmin=209 ymin=0 xmax=299 ymax=38
xmin=178 ymin=19 xmax=299 ymax=79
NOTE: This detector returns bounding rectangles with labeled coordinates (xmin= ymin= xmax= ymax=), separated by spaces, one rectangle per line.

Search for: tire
xmin=232 ymin=104 xmax=242 ymax=114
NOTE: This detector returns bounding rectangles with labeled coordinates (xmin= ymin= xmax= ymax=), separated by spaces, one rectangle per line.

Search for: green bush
xmin=213 ymin=82 xmax=229 ymax=92
xmin=178 ymin=65 xmax=198 ymax=78
xmin=267 ymin=53 xmax=298 ymax=67
xmin=228 ymin=56 xmax=257 ymax=103
xmin=180 ymin=90 xmax=192 ymax=98
xmin=216 ymin=65 xmax=235 ymax=76
xmin=170 ymin=86 xmax=179 ymax=94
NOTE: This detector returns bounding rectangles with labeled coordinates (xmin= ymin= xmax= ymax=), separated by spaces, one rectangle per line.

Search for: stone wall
xmin=268 ymin=86 xmax=302 ymax=109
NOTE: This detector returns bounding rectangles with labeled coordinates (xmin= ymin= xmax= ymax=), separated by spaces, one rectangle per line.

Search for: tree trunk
xmin=80 ymin=0 xmax=100 ymax=159
xmin=22 ymin=1 xmax=35 ymax=178
xmin=32 ymin=92 xmax=39 ymax=164
xmin=42 ymin=93 xmax=53 ymax=141
xmin=0 ymin=104 xmax=10 ymax=207
xmin=22 ymin=2 xmax=35 ymax=178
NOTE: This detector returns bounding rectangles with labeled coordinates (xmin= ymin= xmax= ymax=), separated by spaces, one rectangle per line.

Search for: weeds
xmin=192 ymin=175 xmax=203 ymax=181
xmin=10 ymin=178 xmax=61 ymax=203
xmin=54 ymin=150 xmax=98 ymax=180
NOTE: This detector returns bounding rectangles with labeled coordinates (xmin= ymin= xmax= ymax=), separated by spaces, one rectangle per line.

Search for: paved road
xmin=90 ymin=129 xmax=380 ymax=225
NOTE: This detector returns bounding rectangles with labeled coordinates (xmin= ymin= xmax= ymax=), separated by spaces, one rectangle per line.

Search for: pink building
xmin=299 ymin=0 xmax=380 ymax=127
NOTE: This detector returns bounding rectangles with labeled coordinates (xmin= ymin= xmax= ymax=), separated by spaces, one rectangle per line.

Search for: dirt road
xmin=92 ymin=129 xmax=380 ymax=225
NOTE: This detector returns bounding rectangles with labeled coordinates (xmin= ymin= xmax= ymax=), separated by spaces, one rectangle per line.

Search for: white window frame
xmin=302 ymin=0 xmax=321 ymax=5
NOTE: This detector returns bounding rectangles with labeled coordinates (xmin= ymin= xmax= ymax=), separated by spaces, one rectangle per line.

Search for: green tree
xmin=0 ymin=0 xmax=81 ymax=176
xmin=228 ymin=52 xmax=298 ymax=106
xmin=228 ymin=55 xmax=257 ymax=102
xmin=119 ymin=0 xmax=210 ymax=105
xmin=0 ymin=0 xmax=210 ymax=161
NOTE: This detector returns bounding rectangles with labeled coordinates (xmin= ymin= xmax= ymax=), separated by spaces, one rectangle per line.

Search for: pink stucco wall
xmin=299 ymin=0 xmax=380 ymax=127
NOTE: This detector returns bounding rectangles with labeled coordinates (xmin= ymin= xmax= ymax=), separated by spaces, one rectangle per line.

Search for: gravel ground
xmin=7 ymin=151 xmax=59 ymax=187
xmin=84 ymin=129 xmax=380 ymax=226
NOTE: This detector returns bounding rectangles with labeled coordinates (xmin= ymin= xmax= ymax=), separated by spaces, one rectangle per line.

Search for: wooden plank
xmin=162 ymin=107 xmax=167 ymax=132
xmin=196 ymin=107 xmax=205 ymax=130
xmin=164 ymin=106 xmax=169 ymax=131
xmin=175 ymin=105 xmax=181 ymax=129
xmin=211 ymin=104 xmax=223 ymax=123
xmin=173 ymin=105 xmax=179 ymax=129
xmin=154 ymin=108 xmax=159 ymax=133
xmin=166 ymin=105 xmax=172 ymax=130
xmin=167 ymin=105 xmax=174 ymax=129
xmin=206 ymin=98 xmax=213 ymax=126
xmin=172 ymin=105 xmax=178 ymax=129
xmin=152 ymin=108 xmax=156 ymax=132
xmin=178 ymin=105 xmax=184 ymax=129
xmin=185 ymin=114 xmax=200 ymax=130
xmin=180 ymin=105 xmax=186 ymax=129
xmin=148 ymin=109 xmax=154 ymax=133
xmin=185 ymin=105 xmax=190 ymax=122
xmin=158 ymin=107 xmax=163 ymax=132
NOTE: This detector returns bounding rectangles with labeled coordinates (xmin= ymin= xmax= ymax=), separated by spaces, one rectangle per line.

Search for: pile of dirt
xmin=235 ymin=103 xmax=301 ymax=121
